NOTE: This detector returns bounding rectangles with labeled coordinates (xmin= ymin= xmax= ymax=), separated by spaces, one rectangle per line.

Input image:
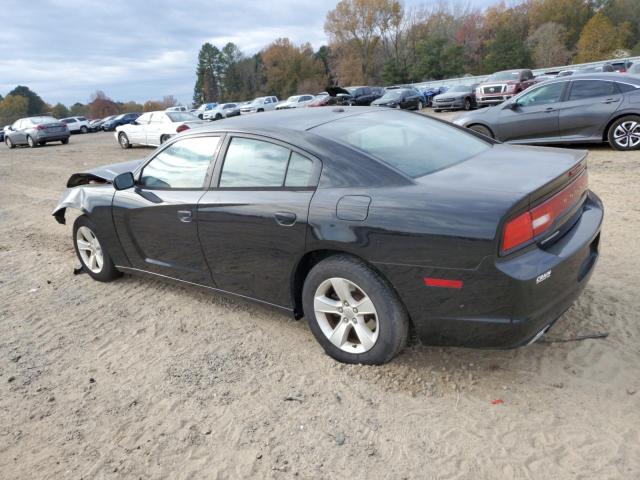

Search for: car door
xmin=145 ymin=113 xmax=167 ymax=146
xmin=556 ymin=80 xmax=623 ymax=140
xmin=9 ymin=119 xmax=26 ymax=144
xmin=127 ymin=112 xmax=152 ymax=144
xmin=112 ymin=135 xmax=222 ymax=285
xmin=493 ymin=81 xmax=567 ymax=142
xmin=197 ymin=135 xmax=321 ymax=307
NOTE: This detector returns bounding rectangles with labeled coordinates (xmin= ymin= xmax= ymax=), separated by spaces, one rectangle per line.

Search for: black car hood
xmin=326 ymin=86 xmax=351 ymax=97
xmin=66 ymin=159 xmax=143 ymax=187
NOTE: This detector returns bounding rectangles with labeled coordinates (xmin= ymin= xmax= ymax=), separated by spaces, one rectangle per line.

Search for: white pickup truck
xmin=240 ymin=96 xmax=279 ymax=114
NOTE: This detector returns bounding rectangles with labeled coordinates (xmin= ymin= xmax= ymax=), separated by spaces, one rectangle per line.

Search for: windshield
xmin=486 ymin=71 xmax=520 ymax=82
xmin=29 ymin=116 xmax=57 ymax=124
xmin=167 ymin=112 xmax=196 ymax=122
xmin=450 ymin=85 xmax=471 ymax=92
xmin=286 ymin=96 xmax=300 ymax=102
xmin=380 ymin=90 xmax=404 ymax=100
xmin=251 ymin=97 xmax=265 ymax=105
xmin=312 ymin=110 xmax=490 ymax=178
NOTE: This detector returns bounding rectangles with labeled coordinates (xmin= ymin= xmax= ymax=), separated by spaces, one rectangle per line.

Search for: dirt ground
xmin=1 ymin=112 xmax=639 ymax=480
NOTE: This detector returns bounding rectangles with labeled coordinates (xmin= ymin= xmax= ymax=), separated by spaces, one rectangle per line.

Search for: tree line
xmin=193 ymin=0 xmax=640 ymax=103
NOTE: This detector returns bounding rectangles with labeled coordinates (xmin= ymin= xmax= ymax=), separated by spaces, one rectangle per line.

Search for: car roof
xmin=543 ymin=72 xmax=640 ymax=85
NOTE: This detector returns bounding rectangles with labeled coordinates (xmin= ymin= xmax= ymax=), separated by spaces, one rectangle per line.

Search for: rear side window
xmin=312 ymin=111 xmax=490 ymax=178
xmin=617 ymin=83 xmax=638 ymax=93
xmin=140 ymin=136 xmax=219 ymax=189
xmin=569 ymin=80 xmax=617 ymax=100
xmin=219 ymin=138 xmax=315 ymax=188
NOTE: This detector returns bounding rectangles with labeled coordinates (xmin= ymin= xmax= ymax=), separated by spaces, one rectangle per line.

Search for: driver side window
xmin=517 ymin=82 xmax=565 ymax=107
xmin=140 ymin=136 xmax=220 ymax=189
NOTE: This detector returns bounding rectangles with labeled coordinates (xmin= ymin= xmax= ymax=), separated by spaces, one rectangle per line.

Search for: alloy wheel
xmin=119 ymin=133 xmax=130 ymax=148
xmin=313 ymin=277 xmax=379 ymax=353
xmin=76 ymin=226 xmax=104 ymax=273
xmin=613 ymin=121 xmax=640 ymax=149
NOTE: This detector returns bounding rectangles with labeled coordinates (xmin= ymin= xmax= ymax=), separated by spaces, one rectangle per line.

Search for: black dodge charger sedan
xmin=53 ymin=107 xmax=603 ymax=364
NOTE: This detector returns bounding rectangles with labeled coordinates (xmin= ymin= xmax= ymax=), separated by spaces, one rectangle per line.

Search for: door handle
xmin=545 ymin=107 xmax=556 ymax=112
xmin=602 ymin=97 xmax=619 ymax=104
xmin=274 ymin=211 xmax=297 ymax=226
xmin=177 ymin=210 xmax=193 ymax=223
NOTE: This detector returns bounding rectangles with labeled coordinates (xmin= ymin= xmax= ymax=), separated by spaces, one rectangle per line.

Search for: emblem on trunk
xmin=536 ymin=270 xmax=552 ymax=284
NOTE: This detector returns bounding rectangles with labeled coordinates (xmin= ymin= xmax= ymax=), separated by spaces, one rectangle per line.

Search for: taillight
xmin=34 ymin=124 xmax=45 ymax=130
xmin=501 ymin=170 xmax=588 ymax=253
xmin=176 ymin=124 xmax=190 ymax=133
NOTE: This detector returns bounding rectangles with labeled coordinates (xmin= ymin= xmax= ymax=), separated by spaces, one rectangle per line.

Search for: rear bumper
xmin=434 ymin=100 xmax=465 ymax=109
xmin=375 ymin=191 xmax=603 ymax=348
xmin=35 ymin=132 xmax=70 ymax=142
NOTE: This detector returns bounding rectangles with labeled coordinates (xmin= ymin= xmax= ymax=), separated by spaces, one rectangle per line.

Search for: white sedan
xmin=275 ymin=94 xmax=316 ymax=109
xmin=114 ymin=111 xmax=206 ymax=148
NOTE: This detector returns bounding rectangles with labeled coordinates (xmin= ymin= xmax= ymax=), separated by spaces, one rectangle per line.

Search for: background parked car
xmin=432 ymin=84 xmax=478 ymax=111
xmin=4 ymin=116 xmax=69 ymax=148
xmin=344 ymin=86 xmax=382 ymax=106
xmin=557 ymin=69 xmax=577 ymax=77
xmin=225 ymin=101 xmax=250 ymax=118
xmin=240 ymin=96 xmax=279 ymax=114
xmin=115 ymin=111 xmax=207 ymax=148
xmin=194 ymin=103 xmax=218 ymax=119
xmin=579 ymin=63 xmax=615 ymax=73
xmin=0 ymin=125 xmax=6 ymax=142
xmin=454 ymin=73 xmax=640 ymax=151
xmin=60 ymin=116 xmax=89 ymax=134
xmin=203 ymin=103 xmax=238 ymax=120
xmin=102 ymin=112 xmax=140 ymax=131
xmin=611 ymin=60 xmax=633 ymax=73
xmin=371 ymin=88 xmax=423 ymax=109
xmin=165 ymin=106 xmax=188 ymax=112
xmin=476 ymin=69 xmax=536 ymax=107
xmin=308 ymin=92 xmax=351 ymax=107
xmin=628 ymin=63 xmax=640 ymax=75
xmin=275 ymin=95 xmax=316 ymax=109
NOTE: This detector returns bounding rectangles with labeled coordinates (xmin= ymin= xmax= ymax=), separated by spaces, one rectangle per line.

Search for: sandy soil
xmin=1 ymin=113 xmax=639 ymax=480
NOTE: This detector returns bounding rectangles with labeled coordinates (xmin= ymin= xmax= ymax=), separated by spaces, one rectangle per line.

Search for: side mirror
xmin=130 ymin=120 xmax=138 ymax=125
xmin=113 ymin=172 xmax=135 ymax=191
xmin=507 ymin=102 xmax=519 ymax=110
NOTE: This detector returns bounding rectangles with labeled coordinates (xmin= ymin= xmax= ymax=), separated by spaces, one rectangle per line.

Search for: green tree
xmin=51 ymin=103 xmax=69 ymax=119
xmin=0 ymin=95 xmax=29 ymax=126
xmin=7 ymin=86 xmax=46 ymax=115
xmin=411 ymin=37 xmax=464 ymax=80
xmin=193 ymin=43 xmax=221 ymax=106
xmin=484 ymin=27 xmax=533 ymax=72
xmin=576 ymin=12 xmax=628 ymax=62
xmin=69 ymin=102 xmax=90 ymax=117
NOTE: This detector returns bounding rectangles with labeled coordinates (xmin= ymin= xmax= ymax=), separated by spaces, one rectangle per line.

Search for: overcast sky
xmin=0 ymin=0 xmax=498 ymax=106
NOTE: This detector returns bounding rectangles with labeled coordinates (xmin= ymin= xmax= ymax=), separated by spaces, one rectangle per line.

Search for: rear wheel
xmin=5 ymin=137 xmax=15 ymax=149
xmin=27 ymin=135 xmax=37 ymax=148
xmin=302 ymin=255 xmax=409 ymax=365
xmin=80 ymin=126 xmax=88 ymax=134
xmin=469 ymin=124 xmax=493 ymax=138
xmin=118 ymin=132 xmax=131 ymax=149
xmin=160 ymin=134 xmax=170 ymax=144
xmin=608 ymin=115 xmax=640 ymax=151
xmin=73 ymin=216 xmax=121 ymax=282
xmin=417 ymin=101 xmax=423 ymax=110
xmin=215 ymin=113 xmax=222 ymax=120
xmin=61 ymin=138 xmax=69 ymax=145
xmin=464 ymin=98 xmax=472 ymax=111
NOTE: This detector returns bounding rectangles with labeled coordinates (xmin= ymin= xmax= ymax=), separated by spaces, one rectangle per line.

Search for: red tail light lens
xmin=34 ymin=124 xmax=45 ymax=130
xmin=501 ymin=170 xmax=588 ymax=253
xmin=176 ymin=124 xmax=190 ymax=133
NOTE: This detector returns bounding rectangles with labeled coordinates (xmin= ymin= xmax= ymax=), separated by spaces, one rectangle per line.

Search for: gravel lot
xmin=1 ymin=112 xmax=639 ymax=479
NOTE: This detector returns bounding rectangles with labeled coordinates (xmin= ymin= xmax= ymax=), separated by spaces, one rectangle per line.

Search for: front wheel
xmin=61 ymin=138 xmax=69 ymax=145
xmin=5 ymin=137 xmax=15 ymax=149
xmin=80 ymin=126 xmax=88 ymax=134
xmin=464 ymin=98 xmax=472 ymax=111
xmin=118 ymin=132 xmax=131 ymax=149
xmin=73 ymin=216 xmax=121 ymax=282
xmin=417 ymin=101 xmax=423 ymax=110
xmin=608 ymin=115 xmax=640 ymax=151
xmin=302 ymin=255 xmax=409 ymax=365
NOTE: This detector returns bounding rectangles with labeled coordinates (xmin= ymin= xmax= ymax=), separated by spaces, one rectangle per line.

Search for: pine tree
xmin=193 ymin=43 xmax=221 ymax=106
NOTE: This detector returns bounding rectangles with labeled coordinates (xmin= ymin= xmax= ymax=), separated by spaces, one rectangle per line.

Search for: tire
xmin=27 ymin=135 xmax=37 ymax=148
xmin=469 ymin=124 xmax=493 ymax=138
xmin=118 ymin=132 xmax=131 ymax=149
xmin=80 ymin=126 xmax=88 ymax=134
xmin=73 ymin=215 xmax=121 ymax=282
xmin=5 ymin=137 xmax=15 ymax=149
xmin=302 ymin=255 xmax=409 ymax=365
xmin=607 ymin=115 xmax=640 ymax=151
xmin=433 ymin=109 xmax=441 ymax=113
xmin=257 ymin=108 xmax=264 ymax=112
xmin=61 ymin=138 xmax=69 ymax=145
xmin=417 ymin=101 xmax=423 ymax=110
xmin=160 ymin=134 xmax=169 ymax=144
xmin=463 ymin=98 xmax=472 ymax=111
xmin=215 ymin=113 xmax=222 ymax=120
xmin=38 ymin=141 xmax=46 ymax=146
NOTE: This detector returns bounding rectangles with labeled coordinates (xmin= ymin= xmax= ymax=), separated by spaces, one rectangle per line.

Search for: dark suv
xmin=102 ymin=112 xmax=140 ymax=131
xmin=4 ymin=116 xmax=70 ymax=148
xmin=345 ymin=86 xmax=383 ymax=106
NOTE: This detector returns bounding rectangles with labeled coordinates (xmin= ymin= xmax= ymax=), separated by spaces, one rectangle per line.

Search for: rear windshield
xmin=30 ymin=116 xmax=58 ymax=124
xmin=486 ymin=71 xmax=520 ymax=82
xmin=167 ymin=112 xmax=196 ymax=122
xmin=312 ymin=111 xmax=490 ymax=178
